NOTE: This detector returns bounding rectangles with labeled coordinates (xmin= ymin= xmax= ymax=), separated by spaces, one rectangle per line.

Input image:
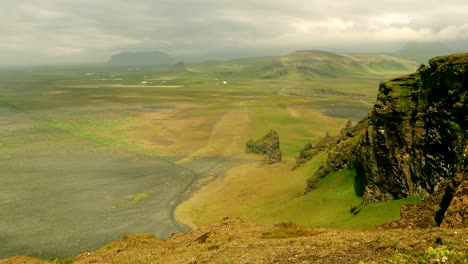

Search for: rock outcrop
xmin=304 ymin=119 xmax=368 ymax=191
xmin=381 ymin=179 xmax=455 ymax=228
xmin=295 ymin=131 xmax=337 ymax=169
xmin=441 ymin=178 xmax=468 ymax=227
xmin=246 ymin=130 xmax=282 ymax=164
xmin=304 ymin=53 xmax=468 ymax=226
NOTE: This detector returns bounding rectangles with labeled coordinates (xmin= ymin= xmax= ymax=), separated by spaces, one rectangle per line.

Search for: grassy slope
xmin=176 ymin=155 xmax=421 ymax=229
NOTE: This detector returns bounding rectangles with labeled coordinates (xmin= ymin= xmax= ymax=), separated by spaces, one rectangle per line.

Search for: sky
xmin=1 ymin=0 xmax=468 ymax=65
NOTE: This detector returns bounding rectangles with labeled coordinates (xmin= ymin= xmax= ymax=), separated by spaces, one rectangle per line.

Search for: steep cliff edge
xmin=304 ymin=53 xmax=468 ymax=226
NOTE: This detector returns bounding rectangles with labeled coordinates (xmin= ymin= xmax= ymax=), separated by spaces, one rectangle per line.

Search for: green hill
xmin=258 ymin=50 xmax=418 ymax=79
xmin=190 ymin=50 xmax=418 ymax=80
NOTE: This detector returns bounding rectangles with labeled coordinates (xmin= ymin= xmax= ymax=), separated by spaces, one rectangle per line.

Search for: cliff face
xmin=305 ymin=53 xmax=468 ymax=226
xmin=356 ymin=54 xmax=468 ymax=203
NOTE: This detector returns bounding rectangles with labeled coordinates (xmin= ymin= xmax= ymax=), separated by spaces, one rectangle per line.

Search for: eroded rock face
xmin=381 ymin=179 xmax=455 ymax=229
xmin=295 ymin=132 xmax=337 ymax=169
xmin=442 ymin=177 xmax=468 ymax=228
xmin=246 ymin=130 xmax=282 ymax=164
xmin=356 ymin=54 xmax=468 ymax=204
xmin=304 ymin=53 xmax=468 ymax=226
xmin=303 ymin=119 xmax=368 ymax=191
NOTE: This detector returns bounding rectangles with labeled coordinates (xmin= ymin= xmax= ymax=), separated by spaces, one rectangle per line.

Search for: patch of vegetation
xmin=130 ymin=193 xmax=150 ymax=204
xmin=0 ymin=98 xmax=23 ymax=111
xmin=261 ymin=222 xmax=318 ymax=239
xmin=51 ymin=257 xmax=74 ymax=264
xmin=105 ymin=244 xmax=114 ymax=250
xmin=399 ymin=87 xmax=411 ymax=97
xmin=399 ymin=97 xmax=413 ymax=111
xmin=387 ymin=245 xmax=468 ymax=263
xmin=207 ymin=245 xmax=220 ymax=251
xmin=258 ymin=169 xmax=424 ymax=228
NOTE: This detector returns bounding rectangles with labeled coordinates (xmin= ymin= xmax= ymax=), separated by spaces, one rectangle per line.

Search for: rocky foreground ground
xmin=1 ymin=218 xmax=467 ymax=264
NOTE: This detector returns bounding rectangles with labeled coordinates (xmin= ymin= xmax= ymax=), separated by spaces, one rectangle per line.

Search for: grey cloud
xmin=1 ymin=0 xmax=468 ymax=65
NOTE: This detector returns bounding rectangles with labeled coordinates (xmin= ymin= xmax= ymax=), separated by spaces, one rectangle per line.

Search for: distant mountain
xmin=108 ymin=51 xmax=175 ymax=66
xmin=251 ymin=50 xmax=418 ymax=80
xmin=391 ymin=42 xmax=454 ymax=63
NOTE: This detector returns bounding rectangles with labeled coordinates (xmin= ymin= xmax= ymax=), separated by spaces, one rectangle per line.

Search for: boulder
xmin=246 ymin=130 xmax=282 ymax=164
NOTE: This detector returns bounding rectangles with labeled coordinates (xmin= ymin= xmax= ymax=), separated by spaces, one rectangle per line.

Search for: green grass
xmin=51 ymin=257 xmax=74 ymax=264
xmin=130 ymin=193 xmax=150 ymax=204
xmin=260 ymin=168 xmax=422 ymax=228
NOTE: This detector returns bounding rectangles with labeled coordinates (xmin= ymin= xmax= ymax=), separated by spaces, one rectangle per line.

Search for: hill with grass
xmin=183 ymin=50 xmax=417 ymax=80
xmin=108 ymin=51 xmax=175 ymax=66
xmin=255 ymin=50 xmax=417 ymax=79
xmin=302 ymin=53 xmax=468 ymax=228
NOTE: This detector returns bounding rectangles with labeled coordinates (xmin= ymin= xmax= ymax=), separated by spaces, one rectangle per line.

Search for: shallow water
xmin=318 ymin=104 xmax=370 ymax=121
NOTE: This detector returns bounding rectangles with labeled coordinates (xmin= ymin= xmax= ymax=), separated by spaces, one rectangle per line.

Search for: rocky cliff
xmin=246 ymin=130 xmax=282 ymax=164
xmin=304 ymin=53 xmax=468 ymax=227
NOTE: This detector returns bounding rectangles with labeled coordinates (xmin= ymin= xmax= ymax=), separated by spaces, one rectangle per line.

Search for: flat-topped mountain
xmin=108 ymin=51 xmax=175 ymax=66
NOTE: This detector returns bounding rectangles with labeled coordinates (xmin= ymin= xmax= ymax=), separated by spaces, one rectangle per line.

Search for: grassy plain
xmin=0 ymin=53 xmax=417 ymax=259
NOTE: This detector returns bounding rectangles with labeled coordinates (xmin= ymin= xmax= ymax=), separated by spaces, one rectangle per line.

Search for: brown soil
xmin=4 ymin=218 xmax=466 ymax=264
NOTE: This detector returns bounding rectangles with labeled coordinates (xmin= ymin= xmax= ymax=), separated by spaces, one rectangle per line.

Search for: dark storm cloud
xmin=1 ymin=0 xmax=468 ymax=65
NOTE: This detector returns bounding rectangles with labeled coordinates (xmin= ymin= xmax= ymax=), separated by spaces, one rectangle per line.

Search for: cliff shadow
xmin=354 ymin=165 xmax=365 ymax=197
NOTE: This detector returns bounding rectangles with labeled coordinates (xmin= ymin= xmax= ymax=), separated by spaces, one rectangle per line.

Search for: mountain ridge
xmin=200 ymin=50 xmax=418 ymax=80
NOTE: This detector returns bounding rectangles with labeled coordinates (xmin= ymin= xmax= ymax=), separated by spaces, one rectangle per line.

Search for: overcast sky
xmin=1 ymin=0 xmax=468 ymax=65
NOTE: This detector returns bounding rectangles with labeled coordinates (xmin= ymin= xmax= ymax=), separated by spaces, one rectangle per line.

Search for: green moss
xmin=399 ymin=87 xmax=411 ymax=97
xmin=130 ymin=193 xmax=150 ymax=204
xmin=399 ymin=97 xmax=413 ymax=111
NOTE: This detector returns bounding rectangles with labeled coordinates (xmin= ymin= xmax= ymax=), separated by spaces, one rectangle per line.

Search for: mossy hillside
xmin=263 ymin=169 xmax=422 ymax=228
xmin=176 ymin=154 xmax=421 ymax=229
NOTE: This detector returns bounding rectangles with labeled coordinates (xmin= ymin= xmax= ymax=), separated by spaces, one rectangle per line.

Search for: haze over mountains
xmin=108 ymin=51 xmax=175 ymax=66
xmin=390 ymin=42 xmax=455 ymax=63
xmin=105 ymin=49 xmax=418 ymax=81
xmin=3 ymin=0 xmax=468 ymax=66
xmin=259 ymin=50 xmax=417 ymax=79
xmin=103 ymin=41 xmax=461 ymax=69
